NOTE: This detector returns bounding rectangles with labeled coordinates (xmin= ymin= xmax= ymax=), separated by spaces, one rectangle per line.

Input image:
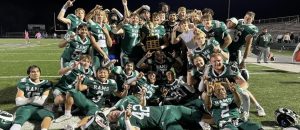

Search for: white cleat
xmin=257 ymin=106 xmax=266 ymax=117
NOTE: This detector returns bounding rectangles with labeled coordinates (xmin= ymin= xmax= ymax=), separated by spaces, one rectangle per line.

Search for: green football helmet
xmin=0 ymin=110 xmax=13 ymax=129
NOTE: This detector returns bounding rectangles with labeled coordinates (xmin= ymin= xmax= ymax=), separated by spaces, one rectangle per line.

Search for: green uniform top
xmin=121 ymin=24 xmax=141 ymax=54
xmin=61 ymin=35 xmax=91 ymax=61
xmin=118 ymin=105 xmax=196 ymax=130
xmin=197 ymin=20 xmax=229 ymax=47
xmin=164 ymin=78 xmax=196 ymax=105
xmin=118 ymin=105 xmax=164 ymax=129
xmin=137 ymin=77 xmax=159 ymax=100
xmin=211 ymin=94 xmax=240 ymax=126
xmin=112 ymin=66 xmax=139 ymax=91
xmin=17 ymin=77 xmax=52 ymax=99
xmin=55 ymin=63 xmax=93 ymax=92
xmin=228 ymin=24 xmax=258 ymax=52
xmin=254 ymin=33 xmax=272 ymax=47
xmin=88 ymin=20 xmax=111 ymax=43
xmin=83 ymin=78 xmax=118 ymax=107
xmin=66 ymin=14 xmax=84 ymax=33
xmin=192 ymin=39 xmax=220 ymax=62
xmin=207 ymin=63 xmax=240 ymax=83
xmin=114 ymin=95 xmax=141 ymax=110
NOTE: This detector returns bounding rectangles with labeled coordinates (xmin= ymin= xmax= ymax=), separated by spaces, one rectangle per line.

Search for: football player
xmin=112 ymin=61 xmax=141 ymax=95
xmin=57 ymin=0 xmax=85 ymax=36
xmin=10 ymin=65 xmax=54 ymax=130
xmin=160 ymin=70 xmax=196 ymax=105
xmin=204 ymin=81 xmax=262 ymax=130
xmin=53 ymin=55 xmax=94 ymax=123
xmin=108 ymin=104 xmax=202 ymax=130
xmin=189 ymin=29 xmax=229 ymax=64
xmin=111 ymin=0 xmax=142 ymax=66
xmin=197 ymin=14 xmax=232 ymax=50
xmin=86 ymin=5 xmax=112 ymax=72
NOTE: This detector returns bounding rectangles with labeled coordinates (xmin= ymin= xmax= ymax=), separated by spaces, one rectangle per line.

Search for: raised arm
xmin=75 ymin=75 xmax=88 ymax=91
xmin=226 ymin=79 xmax=242 ymax=107
xmin=122 ymin=0 xmax=130 ymax=18
xmin=111 ymin=8 xmax=124 ymax=20
xmin=203 ymin=82 xmax=214 ymax=111
xmin=136 ymin=51 xmax=153 ymax=69
xmin=171 ymin=25 xmax=181 ymax=44
xmin=85 ymin=5 xmax=102 ymax=22
xmin=133 ymin=5 xmax=150 ymax=14
xmin=57 ymin=0 xmax=74 ymax=25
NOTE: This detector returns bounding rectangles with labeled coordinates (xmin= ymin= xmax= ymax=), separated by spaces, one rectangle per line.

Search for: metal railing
xmin=253 ymin=15 xmax=299 ymax=24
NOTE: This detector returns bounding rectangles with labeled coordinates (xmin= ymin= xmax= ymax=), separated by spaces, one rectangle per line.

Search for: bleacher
xmin=254 ymin=15 xmax=300 ymax=50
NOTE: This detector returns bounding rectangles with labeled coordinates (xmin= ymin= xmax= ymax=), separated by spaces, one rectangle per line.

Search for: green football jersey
xmin=114 ymin=95 xmax=141 ymax=110
xmin=17 ymin=77 xmax=52 ymax=98
xmin=211 ymin=94 xmax=240 ymax=126
xmin=83 ymin=78 xmax=118 ymax=107
xmin=228 ymin=24 xmax=258 ymax=52
xmin=66 ymin=14 xmax=84 ymax=32
xmin=88 ymin=21 xmax=111 ymax=43
xmin=55 ymin=63 xmax=93 ymax=92
xmin=137 ymin=77 xmax=159 ymax=100
xmin=121 ymin=24 xmax=141 ymax=54
xmin=192 ymin=39 xmax=220 ymax=62
xmin=118 ymin=105 xmax=196 ymax=130
xmin=197 ymin=20 xmax=229 ymax=46
xmin=112 ymin=66 xmax=139 ymax=90
xmin=207 ymin=63 xmax=240 ymax=82
xmin=61 ymin=35 xmax=91 ymax=61
xmin=118 ymin=105 xmax=163 ymax=129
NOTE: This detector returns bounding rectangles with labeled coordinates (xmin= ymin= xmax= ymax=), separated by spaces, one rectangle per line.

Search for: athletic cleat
xmin=257 ymin=106 xmax=266 ymax=117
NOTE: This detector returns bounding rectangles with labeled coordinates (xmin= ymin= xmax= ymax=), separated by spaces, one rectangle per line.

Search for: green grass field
xmin=0 ymin=39 xmax=299 ymax=128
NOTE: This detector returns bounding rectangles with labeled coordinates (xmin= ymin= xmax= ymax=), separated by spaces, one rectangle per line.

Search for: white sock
xmin=239 ymin=89 xmax=250 ymax=113
xmin=41 ymin=128 xmax=47 ymax=130
xmin=10 ymin=124 xmax=22 ymax=130
xmin=65 ymin=110 xmax=71 ymax=116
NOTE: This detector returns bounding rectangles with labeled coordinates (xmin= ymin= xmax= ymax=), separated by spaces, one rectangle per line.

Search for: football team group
xmin=2 ymin=0 xmax=294 ymax=130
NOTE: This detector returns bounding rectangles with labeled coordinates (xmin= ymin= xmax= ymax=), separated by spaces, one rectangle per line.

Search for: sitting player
xmin=203 ymin=80 xmax=262 ymax=130
xmin=10 ymin=65 xmax=54 ymax=130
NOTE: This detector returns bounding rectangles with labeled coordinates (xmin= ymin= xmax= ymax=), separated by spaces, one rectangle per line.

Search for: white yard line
xmin=2 ymin=53 xmax=61 ymax=54
xmin=0 ymin=76 xmax=61 ymax=79
xmin=0 ymin=42 xmax=58 ymax=51
xmin=250 ymin=72 xmax=277 ymax=75
xmin=0 ymin=60 xmax=59 ymax=62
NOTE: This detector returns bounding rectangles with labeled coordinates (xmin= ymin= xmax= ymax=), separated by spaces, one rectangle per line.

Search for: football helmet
xmin=275 ymin=108 xmax=299 ymax=127
xmin=240 ymin=69 xmax=250 ymax=81
xmin=0 ymin=110 xmax=14 ymax=129
xmin=94 ymin=111 xmax=109 ymax=128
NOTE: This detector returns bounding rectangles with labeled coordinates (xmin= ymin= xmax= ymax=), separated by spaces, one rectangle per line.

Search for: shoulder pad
xmin=20 ymin=77 xmax=27 ymax=83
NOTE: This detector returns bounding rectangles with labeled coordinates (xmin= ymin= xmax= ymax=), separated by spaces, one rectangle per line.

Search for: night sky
xmin=0 ymin=0 xmax=299 ymax=34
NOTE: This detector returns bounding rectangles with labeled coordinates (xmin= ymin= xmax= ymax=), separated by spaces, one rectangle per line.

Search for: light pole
xmin=227 ymin=0 xmax=231 ymax=19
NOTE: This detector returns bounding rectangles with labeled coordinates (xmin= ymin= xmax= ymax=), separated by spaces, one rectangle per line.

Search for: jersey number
xmin=233 ymin=31 xmax=242 ymax=42
xmin=220 ymin=103 xmax=230 ymax=118
xmin=131 ymin=105 xmax=150 ymax=120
